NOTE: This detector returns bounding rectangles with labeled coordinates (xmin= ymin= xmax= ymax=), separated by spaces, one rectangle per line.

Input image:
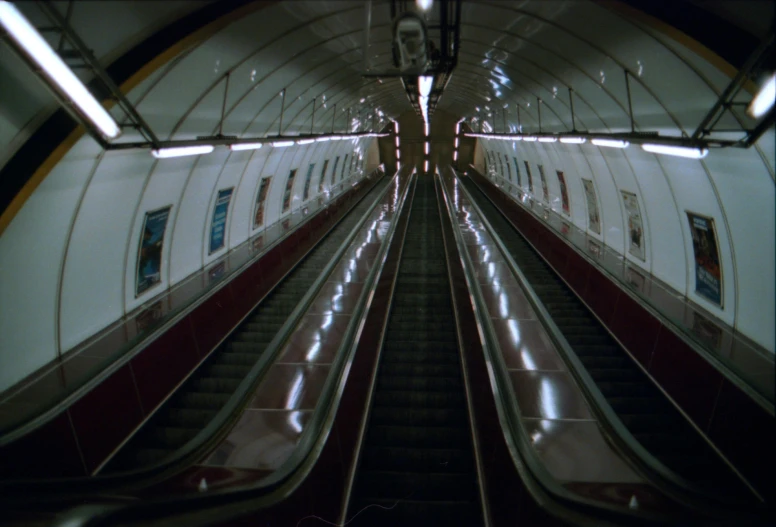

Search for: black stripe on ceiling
xmin=620 ymin=0 xmax=761 ymax=70
xmin=0 ymin=0 xmax=254 ymax=221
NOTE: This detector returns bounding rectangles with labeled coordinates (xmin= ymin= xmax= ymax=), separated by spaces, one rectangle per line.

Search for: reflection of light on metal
xmin=540 ymin=378 xmax=559 ymax=419
xmin=531 ymin=430 xmax=542 ymax=444
xmin=487 ymin=261 xmax=496 ymax=278
xmin=306 ymin=341 xmax=321 ymax=362
xmin=285 ymin=371 xmax=305 ymax=409
xmin=322 ymin=313 xmax=334 ymax=329
xmin=521 ymin=350 xmax=538 ymax=371
xmin=498 ymin=291 xmax=510 ymax=318
xmin=289 ymin=412 xmax=303 ymax=433
xmin=507 ymin=319 xmax=521 ymax=347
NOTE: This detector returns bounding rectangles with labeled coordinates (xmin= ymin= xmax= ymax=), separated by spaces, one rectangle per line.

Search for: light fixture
xmin=396 ymin=149 xmax=400 ymax=159
xmin=416 ymin=0 xmax=433 ymax=11
xmin=296 ymin=138 xmax=315 ymax=145
xmin=424 ymin=142 xmax=430 ymax=154
xmin=419 ymin=76 xmax=434 ymax=97
xmin=747 ymin=73 xmax=776 ymax=119
xmin=538 ymin=137 xmax=557 ymax=143
xmin=559 ymin=136 xmax=587 ymax=144
xmin=395 ymin=136 xmax=400 ymax=147
xmin=642 ymin=143 xmax=709 ymax=159
xmin=510 ymin=135 xmax=523 ymax=141
xmin=315 ymin=136 xmax=331 ymax=142
xmin=230 ymin=142 xmax=263 ymax=151
xmin=424 ymin=159 xmax=429 ymax=172
xmin=453 ymin=150 xmax=458 ymax=161
xmin=454 ymin=137 xmax=459 ymax=148
xmin=152 ymin=145 xmax=214 ymax=158
xmin=329 ymin=135 xmax=343 ymax=141
xmin=591 ymin=138 xmax=629 ymax=148
xmin=394 ymin=121 xmax=400 ymax=134
xmin=424 ymin=122 xmax=430 ymax=136
xmin=523 ymin=136 xmax=537 ymax=142
xmin=0 ymin=0 xmax=121 ymax=139
xmin=272 ymin=140 xmax=295 ymax=147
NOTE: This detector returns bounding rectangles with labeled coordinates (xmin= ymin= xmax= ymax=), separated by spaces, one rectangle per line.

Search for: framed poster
xmin=330 ymin=157 xmax=340 ymax=187
xmin=209 ymin=188 xmax=234 ymax=254
xmin=556 ymin=170 xmax=570 ymax=216
xmin=302 ymin=163 xmax=315 ymax=201
xmin=524 ymin=161 xmax=533 ymax=193
xmin=282 ymin=169 xmax=297 ymax=213
xmin=135 ymin=206 xmax=171 ymax=297
xmin=581 ymin=178 xmax=601 ymax=234
xmin=687 ymin=212 xmax=723 ymax=306
xmin=505 ymin=154 xmax=512 ymax=183
xmin=621 ymin=190 xmax=645 ymax=261
xmin=538 ymin=165 xmax=549 ymax=204
xmin=341 ymin=154 xmax=349 ymax=182
xmin=253 ymin=177 xmax=272 ymax=229
xmin=318 ymin=159 xmax=329 ymax=193
xmin=513 ymin=157 xmax=522 ymax=187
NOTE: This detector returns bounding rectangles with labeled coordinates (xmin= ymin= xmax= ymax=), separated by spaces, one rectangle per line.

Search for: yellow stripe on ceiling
xmin=0 ymin=1 xmax=274 ymax=237
xmin=597 ymin=0 xmax=757 ymax=95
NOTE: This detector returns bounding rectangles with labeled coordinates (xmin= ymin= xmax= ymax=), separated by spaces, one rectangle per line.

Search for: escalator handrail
xmin=437 ymin=170 xmax=684 ymax=526
xmin=1 ymin=170 xmax=397 ymax=494
xmin=54 ymin=168 xmax=417 ymax=527
xmin=457 ymin=171 xmax=763 ymax=510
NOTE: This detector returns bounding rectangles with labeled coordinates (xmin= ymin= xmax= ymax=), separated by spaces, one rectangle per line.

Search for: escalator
xmin=103 ymin=175 xmax=391 ymax=473
xmin=346 ymin=176 xmax=484 ymax=526
xmin=460 ymin=174 xmax=755 ymax=503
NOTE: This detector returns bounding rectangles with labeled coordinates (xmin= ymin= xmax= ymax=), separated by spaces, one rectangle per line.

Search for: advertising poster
xmin=209 ymin=188 xmax=233 ymax=254
xmin=687 ymin=212 xmax=723 ymax=306
xmin=581 ymin=179 xmax=601 ymax=234
xmin=282 ymin=169 xmax=297 ymax=212
xmin=331 ymin=157 xmax=340 ymax=187
xmin=303 ymin=163 xmax=315 ymax=201
xmin=556 ymin=170 xmax=570 ymax=216
xmin=253 ymin=177 xmax=271 ymax=228
xmin=513 ymin=158 xmax=522 ymax=188
xmin=524 ymin=161 xmax=533 ymax=193
xmin=538 ymin=164 xmax=549 ymax=203
xmin=621 ymin=190 xmax=645 ymax=261
xmin=136 ymin=206 xmax=171 ymax=296
xmin=318 ymin=159 xmax=329 ymax=193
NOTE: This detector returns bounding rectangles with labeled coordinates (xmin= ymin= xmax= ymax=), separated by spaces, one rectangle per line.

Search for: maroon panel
xmin=563 ymin=250 xmax=591 ymax=297
xmin=70 ymin=364 xmax=144 ymax=473
xmin=649 ymin=326 xmax=724 ymax=431
xmin=189 ymin=285 xmax=237 ymax=355
xmin=131 ymin=316 xmax=199 ymax=413
xmin=0 ymin=411 xmax=85 ymax=478
xmin=708 ymin=380 xmax=775 ymax=497
xmin=227 ymin=262 xmax=262 ymax=317
xmin=583 ymin=268 xmax=621 ymax=325
xmin=608 ymin=292 xmax=661 ymax=368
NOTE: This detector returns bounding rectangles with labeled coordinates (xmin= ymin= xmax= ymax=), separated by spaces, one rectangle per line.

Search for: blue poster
xmin=136 ymin=207 xmax=171 ymax=296
xmin=209 ymin=188 xmax=233 ymax=254
xmin=687 ymin=212 xmax=723 ymax=306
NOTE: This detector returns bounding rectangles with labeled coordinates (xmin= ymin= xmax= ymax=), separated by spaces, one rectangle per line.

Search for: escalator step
xmin=367 ymin=425 xmax=469 ymax=449
xmin=361 ymin=446 xmax=474 ymax=472
xmin=373 ymin=390 xmax=465 ymax=409
xmin=377 ymin=375 xmax=462 ymax=392
xmin=356 ymin=471 xmax=478 ymax=501
xmin=379 ymin=363 xmax=461 ymax=378
xmin=347 ymin=498 xmax=480 ymax=527
xmin=188 ymin=377 xmax=243 ymax=394
xmin=163 ymin=408 xmax=218 ymax=428
xmin=370 ymin=407 xmax=468 ymax=427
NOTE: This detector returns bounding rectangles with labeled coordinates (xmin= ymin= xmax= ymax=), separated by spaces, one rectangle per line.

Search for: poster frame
xmin=135 ymin=205 xmax=172 ymax=298
xmin=621 ymin=190 xmax=646 ymax=261
xmin=209 ymin=187 xmax=234 ymax=255
xmin=253 ymin=176 xmax=272 ymax=230
xmin=686 ymin=210 xmax=724 ymax=308
xmin=581 ymin=178 xmax=601 ymax=234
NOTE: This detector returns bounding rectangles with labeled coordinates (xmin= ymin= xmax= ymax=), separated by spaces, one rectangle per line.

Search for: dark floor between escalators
xmin=347 ymin=176 xmax=484 ymax=526
xmin=103 ymin=177 xmax=391 ymax=473
xmin=460 ymin=174 xmax=754 ymax=502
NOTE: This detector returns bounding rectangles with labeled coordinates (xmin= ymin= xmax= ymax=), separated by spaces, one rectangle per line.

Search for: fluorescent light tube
xmin=230 ymin=142 xmax=263 ymax=151
xmin=315 ymin=136 xmax=331 ymax=142
xmin=152 ymin=145 xmax=214 ymax=158
xmin=510 ymin=135 xmax=523 ymax=141
xmin=296 ymin=139 xmax=315 ymax=145
xmin=272 ymin=140 xmax=295 ymax=147
xmin=0 ymin=1 xmax=121 ymax=139
xmin=523 ymin=136 xmax=537 ymax=142
xmin=591 ymin=138 xmax=629 ymax=148
xmin=538 ymin=137 xmax=557 ymax=143
xmin=416 ymin=0 xmax=432 ymax=11
xmin=424 ymin=160 xmax=429 ymax=172
xmin=642 ymin=143 xmax=709 ymax=159
xmin=419 ymin=76 xmax=434 ymax=97
xmin=748 ymin=73 xmax=775 ymax=119
xmin=329 ymin=135 xmax=343 ymax=141
xmin=425 ymin=142 xmax=430 ymax=154
xmin=560 ymin=136 xmax=587 ymax=144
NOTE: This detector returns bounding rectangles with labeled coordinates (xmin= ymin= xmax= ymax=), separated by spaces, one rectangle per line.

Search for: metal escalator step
xmin=585 ymin=368 xmax=644 ymax=382
xmin=379 ymin=363 xmax=461 ymax=378
xmin=347 ymin=498 xmax=480 ymax=527
xmin=369 ymin=407 xmax=468 ymax=428
xmin=377 ymin=375 xmax=462 ymax=392
xmin=606 ymin=395 xmax=665 ymax=414
xmin=381 ymin=350 xmax=460 ymax=364
xmin=373 ymin=390 xmax=465 ymax=409
xmin=217 ymin=351 xmax=260 ymax=366
xmin=576 ymin=355 xmax=632 ymax=369
xmin=383 ymin=341 xmax=459 ymax=353
xmin=571 ymin=345 xmax=622 ymax=357
xmin=361 ymin=445 xmax=474 ymax=473
xmin=227 ymin=341 xmax=265 ymax=354
xmin=564 ymin=334 xmax=613 ymax=346
xmin=133 ymin=448 xmax=173 ymax=467
xmin=367 ymin=425 xmax=470 ymax=449
xmin=355 ymin=471 xmax=478 ymax=502
xmin=162 ymin=407 xmax=218 ymax=428
xmin=385 ymin=330 xmax=457 ymax=343
xmin=188 ymin=376 xmax=243 ymax=394
xmin=176 ymin=391 xmax=232 ymax=409
xmin=595 ymin=381 xmax=655 ymax=398
xmin=147 ymin=426 xmax=200 ymax=448
xmin=232 ymin=330 xmax=280 ymax=343
xmin=205 ymin=364 xmax=250 ymax=378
